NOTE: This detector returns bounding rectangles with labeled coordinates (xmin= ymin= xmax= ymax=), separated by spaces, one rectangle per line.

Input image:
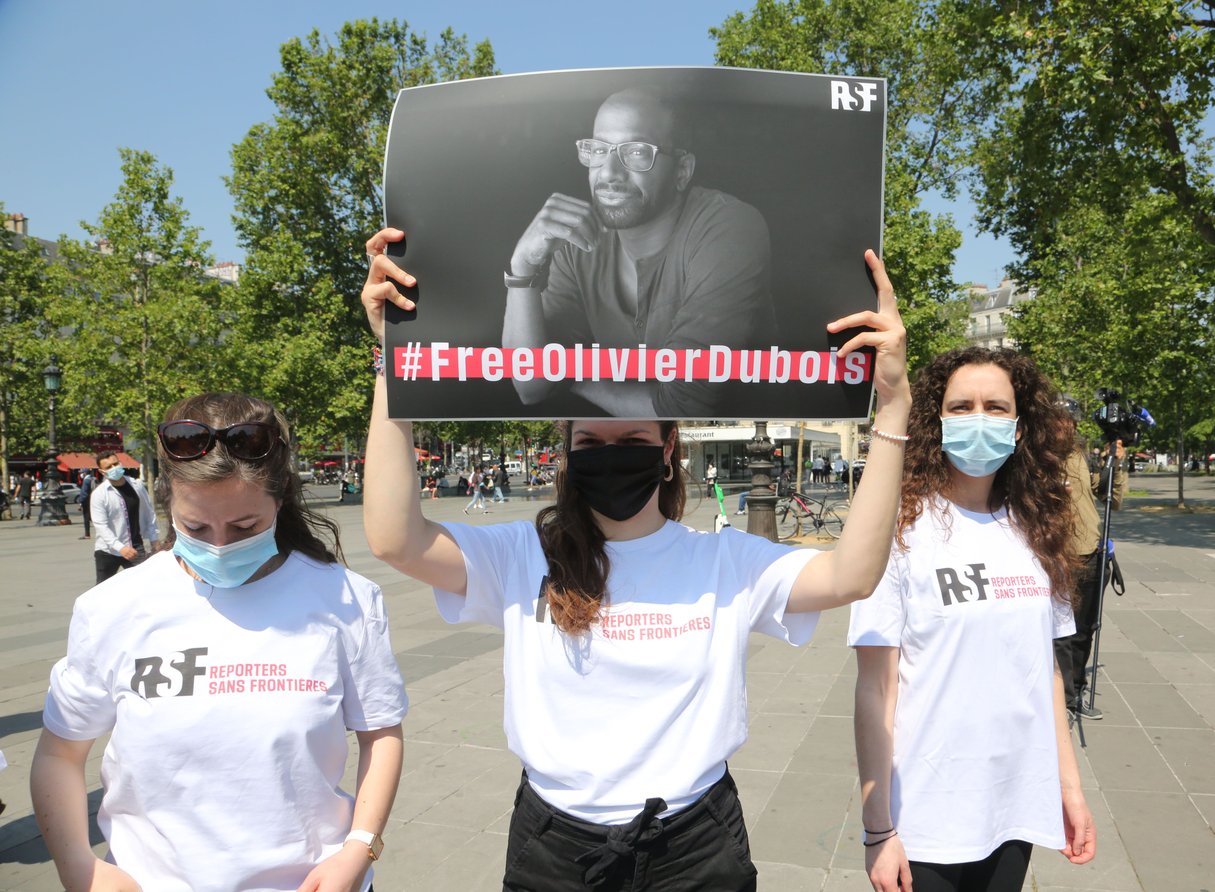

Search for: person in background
xmin=90 ymin=452 xmax=159 ymax=584
xmin=464 ymin=467 xmax=488 ymax=515
xmin=32 ymin=392 xmax=406 ymax=892
xmin=1056 ymin=400 xmax=1127 ymax=721
xmin=491 ymin=464 xmax=507 ymax=503
xmin=14 ymin=470 xmax=35 ymax=520
xmin=850 ymin=347 xmax=1096 ymax=892
xmin=78 ymin=466 xmax=97 ymax=540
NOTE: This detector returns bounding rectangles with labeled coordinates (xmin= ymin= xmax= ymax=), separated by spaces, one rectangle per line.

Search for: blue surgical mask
xmin=940 ymin=414 xmax=1018 ymax=477
xmin=172 ymin=523 xmax=279 ymax=588
xmin=104 ymin=465 xmax=126 ymax=482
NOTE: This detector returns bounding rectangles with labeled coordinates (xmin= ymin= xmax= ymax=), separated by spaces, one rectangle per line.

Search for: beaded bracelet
xmin=372 ymin=346 xmax=385 ymax=377
xmin=871 ymin=428 xmax=909 ymax=445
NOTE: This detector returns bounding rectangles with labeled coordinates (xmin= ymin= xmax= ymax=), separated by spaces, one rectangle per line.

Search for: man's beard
xmin=592 ymin=183 xmax=661 ymax=229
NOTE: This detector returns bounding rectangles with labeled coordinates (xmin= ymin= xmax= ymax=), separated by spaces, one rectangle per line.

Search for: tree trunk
xmin=1176 ymin=402 xmax=1185 ymax=509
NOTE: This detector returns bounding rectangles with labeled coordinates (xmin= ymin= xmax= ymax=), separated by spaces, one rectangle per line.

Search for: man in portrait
xmin=502 ymin=88 xmax=775 ymax=417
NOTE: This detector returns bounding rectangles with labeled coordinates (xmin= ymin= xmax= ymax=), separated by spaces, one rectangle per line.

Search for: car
xmin=297 ymin=469 xmax=316 ymax=484
xmin=46 ymin=482 xmax=83 ymax=503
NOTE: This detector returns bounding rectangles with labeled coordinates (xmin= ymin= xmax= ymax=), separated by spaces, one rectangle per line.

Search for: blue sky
xmin=0 ymin=0 xmax=1011 ymax=286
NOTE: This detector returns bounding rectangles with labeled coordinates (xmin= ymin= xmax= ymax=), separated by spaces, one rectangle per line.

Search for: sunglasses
xmin=157 ymin=420 xmax=284 ymax=461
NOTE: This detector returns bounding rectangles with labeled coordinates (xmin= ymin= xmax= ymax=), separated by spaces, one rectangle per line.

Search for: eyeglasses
xmin=575 ymin=139 xmax=685 ymax=173
xmin=157 ymin=420 xmax=284 ymax=461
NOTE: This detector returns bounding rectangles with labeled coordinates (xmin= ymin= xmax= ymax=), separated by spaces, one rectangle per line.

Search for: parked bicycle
xmin=775 ymin=490 xmax=845 ymax=541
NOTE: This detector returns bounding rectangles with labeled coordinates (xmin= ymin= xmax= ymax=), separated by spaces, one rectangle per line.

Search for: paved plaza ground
xmin=1 ymin=472 xmax=1213 ymax=890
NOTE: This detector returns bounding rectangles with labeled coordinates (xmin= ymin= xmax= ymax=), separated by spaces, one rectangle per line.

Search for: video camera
xmin=1092 ymin=388 xmax=1155 ymax=445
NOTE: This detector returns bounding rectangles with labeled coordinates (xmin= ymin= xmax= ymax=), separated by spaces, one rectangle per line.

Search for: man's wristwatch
xmin=504 ymin=265 xmax=549 ymax=291
xmin=344 ymin=828 xmax=384 ymax=861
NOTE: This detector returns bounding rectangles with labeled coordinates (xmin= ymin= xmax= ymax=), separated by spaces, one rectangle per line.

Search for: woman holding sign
xmin=361 ymin=227 xmax=909 ymax=891
xmin=849 ymin=347 xmax=1096 ymax=892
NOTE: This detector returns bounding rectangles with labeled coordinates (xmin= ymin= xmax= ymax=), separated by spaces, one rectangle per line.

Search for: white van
xmin=505 ymin=460 xmax=523 ymax=476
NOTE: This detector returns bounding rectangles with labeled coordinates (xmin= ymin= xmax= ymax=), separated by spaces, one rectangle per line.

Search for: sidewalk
xmin=1 ymin=474 xmax=1212 ymax=890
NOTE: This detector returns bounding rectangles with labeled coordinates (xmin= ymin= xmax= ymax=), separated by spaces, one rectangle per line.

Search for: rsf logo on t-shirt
xmin=935 ymin=564 xmax=992 ymax=606
xmin=131 ymin=647 xmax=208 ymax=698
xmin=935 ymin=562 xmax=1053 ymax=606
xmin=131 ymin=648 xmax=333 ymax=698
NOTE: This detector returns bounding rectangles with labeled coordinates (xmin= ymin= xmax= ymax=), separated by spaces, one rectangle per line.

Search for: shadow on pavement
xmin=1107 ymin=506 xmax=1215 ymax=549
xmin=0 ymin=710 xmax=43 ymax=740
xmin=0 ymin=788 xmax=103 ymax=864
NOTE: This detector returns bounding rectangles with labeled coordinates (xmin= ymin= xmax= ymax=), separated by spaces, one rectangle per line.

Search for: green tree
xmin=224 ymin=19 xmax=497 ymax=445
xmin=0 ymin=207 xmax=68 ymax=477
xmin=967 ymin=0 xmax=1215 ymax=505
xmin=54 ymin=149 xmax=224 ymax=497
xmin=974 ymin=0 xmax=1215 ymax=272
xmin=711 ymin=0 xmax=998 ymax=370
xmin=1008 ymin=191 xmax=1215 ymax=505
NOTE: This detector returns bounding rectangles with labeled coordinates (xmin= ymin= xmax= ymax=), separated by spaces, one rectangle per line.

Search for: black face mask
xmin=565 ymin=444 xmax=668 ymax=522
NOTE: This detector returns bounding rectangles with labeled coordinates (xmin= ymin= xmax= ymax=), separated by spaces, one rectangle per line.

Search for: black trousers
xmin=95 ymin=550 xmax=140 ymax=584
xmin=1054 ymin=549 xmax=1104 ymax=705
xmin=909 ymin=839 xmax=1033 ymax=892
xmin=502 ymin=770 xmax=757 ymax=892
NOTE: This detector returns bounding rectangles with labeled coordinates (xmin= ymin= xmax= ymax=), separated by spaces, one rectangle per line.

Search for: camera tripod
xmin=1074 ymin=445 xmax=1123 ymax=748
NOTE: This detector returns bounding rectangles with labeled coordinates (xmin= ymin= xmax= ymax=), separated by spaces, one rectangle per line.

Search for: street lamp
xmin=37 ymin=354 xmax=71 ymax=526
xmin=745 ymin=421 xmax=778 ymax=542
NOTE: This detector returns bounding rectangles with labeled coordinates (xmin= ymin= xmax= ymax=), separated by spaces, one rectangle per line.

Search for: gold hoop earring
xmin=663 ymin=462 xmax=674 ymax=482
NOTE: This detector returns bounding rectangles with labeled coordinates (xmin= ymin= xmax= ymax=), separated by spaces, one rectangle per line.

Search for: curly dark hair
xmin=898 ymin=347 xmax=1078 ymax=604
xmin=536 ymin=421 xmax=686 ymax=635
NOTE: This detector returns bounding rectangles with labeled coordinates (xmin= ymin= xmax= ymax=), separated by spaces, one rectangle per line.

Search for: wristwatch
xmin=504 ymin=265 xmax=549 ymax=291
xmin=344 ymin=828 xmax=384 ymax=861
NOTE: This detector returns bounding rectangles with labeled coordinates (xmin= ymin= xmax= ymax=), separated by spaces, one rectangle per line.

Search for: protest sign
xmin=383 ymin=67 xmax=886 ymax=420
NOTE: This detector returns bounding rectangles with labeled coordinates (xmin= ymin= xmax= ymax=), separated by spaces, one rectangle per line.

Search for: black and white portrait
xmin=382 ymin=67 xmax=886 ymax=421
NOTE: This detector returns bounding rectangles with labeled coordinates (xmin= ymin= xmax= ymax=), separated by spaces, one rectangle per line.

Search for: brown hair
xmin=537 ymin=421 xmax=685 ymax=635
xmin=95 ymin=450 xmax=117 ymax=465
xmin=155 ymin=392 xmax=343 ymax=565
xmin=898 ymin=347 xmax=1077 ymax=603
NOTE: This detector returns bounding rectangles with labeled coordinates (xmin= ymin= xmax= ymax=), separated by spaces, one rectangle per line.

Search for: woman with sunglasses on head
xmin=360 ymin=228 xmax=910 ymax=890
xmin=849 ymin=347 xmax=1097 ymax=892
xmin=31 ymin=393 xmax=407 ymax=892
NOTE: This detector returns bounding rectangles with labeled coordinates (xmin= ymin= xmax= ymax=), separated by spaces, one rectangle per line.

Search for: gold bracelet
xmin=872 ymin=427 xmax=909 ymax=445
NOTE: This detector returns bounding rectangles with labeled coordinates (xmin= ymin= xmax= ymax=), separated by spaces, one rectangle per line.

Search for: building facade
xmin=966 ymin=279 xmax=1035 ymax=349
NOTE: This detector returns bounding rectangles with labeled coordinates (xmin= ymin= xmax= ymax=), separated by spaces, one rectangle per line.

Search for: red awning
xmin=56 ymin=452 xmax=98 ymax=470
xmin=55 ymin=451 xmax=140 ymax=472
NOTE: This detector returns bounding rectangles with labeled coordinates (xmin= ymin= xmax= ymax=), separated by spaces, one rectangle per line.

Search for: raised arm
xmin=502 ymin=193 xmax=600 ymax=405
xmin=788 ymin=250 xmax=910 ymax=612
xmin=362 ymin=229 xmax=467 ymax=594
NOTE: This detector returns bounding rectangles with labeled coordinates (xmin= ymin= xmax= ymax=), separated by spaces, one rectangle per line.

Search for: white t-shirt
xmin=848 ymin=501 xmax=1075 ymax=863
xmin=436 ymin=519 xmax=819 ymax=824
xmin=43 ymin=551 xmax=408 ymax=892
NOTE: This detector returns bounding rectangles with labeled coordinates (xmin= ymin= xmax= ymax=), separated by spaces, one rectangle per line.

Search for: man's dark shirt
xmin=543 ymin=186 xmax=775 ymax=416
xmin=115 ymin=482 xmax=144 ymax=550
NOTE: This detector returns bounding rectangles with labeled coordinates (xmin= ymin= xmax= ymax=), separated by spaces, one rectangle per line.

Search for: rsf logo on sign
xmin=830 ymin=80 xmax=879 ymax=112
